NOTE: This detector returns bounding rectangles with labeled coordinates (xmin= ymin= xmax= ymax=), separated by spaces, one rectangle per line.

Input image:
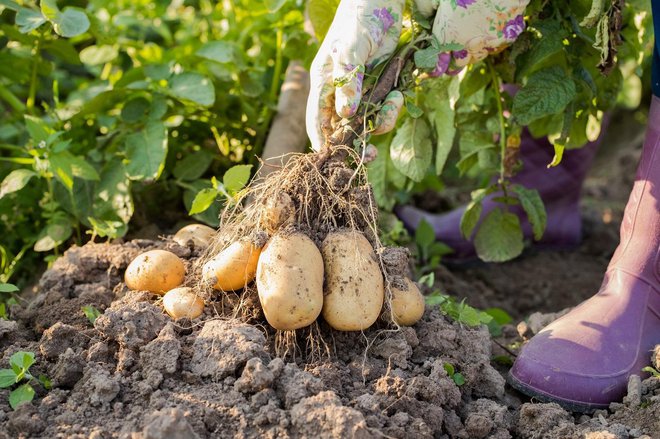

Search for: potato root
xmin=163 ymin=287 xmax=205 ymax=319
xmin=125 ymin=250 xmax=186 ymax=294
xmin=390 ymin=278 xmax=425 ymax=326
xmin=256 ymin=232 xmax=324 ymax=330
xmin=173 ymin=223 xmax=216 ymax=249
xmin=202 ymin=240 xmax=261 ymax=291
xmin=321 ymin=230 xmax=384 ymax=331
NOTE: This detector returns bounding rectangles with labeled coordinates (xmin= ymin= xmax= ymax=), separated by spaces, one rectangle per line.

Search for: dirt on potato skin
xmin=0 ymin=236 xmax=658 ymax=439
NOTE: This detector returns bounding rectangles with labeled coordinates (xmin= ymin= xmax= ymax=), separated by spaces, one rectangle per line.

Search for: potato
xmin=390 ymin=278 xmax=425 ymax=326
xmin=202 ymin=240 xmax=261 ymax=291
xmin=163 ymin=287 xmax=205 ymax=319
xmin=321 ymin=230 xmax=384 ymax=331
xmin=173 ymin=223 xmax=216 ymax=249
xmin=262 ymin=192 xmax=294 ymax=232
xmin=125 ymin=250 xmax=185 ymax=294
xmin=256 ymin=232 xmax=324 ymax=330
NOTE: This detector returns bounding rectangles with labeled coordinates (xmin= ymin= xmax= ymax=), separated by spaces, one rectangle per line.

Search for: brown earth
xmin=0 ymin=110 xmax=659 ymax=439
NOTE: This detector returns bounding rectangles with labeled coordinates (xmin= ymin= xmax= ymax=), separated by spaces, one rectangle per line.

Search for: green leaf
xmin=474 ymin=209 xmax=524 ymax=262
xmin=307 ymin=0 xmax=341 ymax=40
xmin=9 ymin=351 xmax=34 ymax=370
xmin=16 ymin=8 xmax=46 ymax=33
xmin=452 ymin=372 xmax=465 ymax=386
xmin=548 ymin=143 xmax=565 ymax=168
xmin=169 ymin=73 xmax=215 ymax=107
xmin=173 ymin=151 xmax=213 ymax=181
xmin=39 ymin=0 xmax=58 ymax=21
xmin=94 ymin=159 xmax=133 ymax=226
xmin=197 ymin=41 xmax=236 ymax=63
xmin=34 ymin=218 xmax=73 ymax=252
xmin=460 ymin=187 xmax=491 ymax=239
xmin=0 ymin=169 xmax=36 ymax=199
xmin=580 ymin=0 xmax=605 ymax=28
xmin=53 ymin=7 xmax=90 ymax=38
xmin=24 ymin=115 xmax=51 ymax=143
xmin=443 ymin=363 xmax=455 ymax=376
xmin=121 ymin=97 xmax=150 ymax=123
xmin=124 ymin=122 xmax=168 ymax=181
xmin=49 ymin=152 xmax=100 ymax=190
xmin=390 ymin=118 xmax=432 ymax=182
xmin=414 ymin=46 xmax=441 ymax=70
xmin=484 ymin=308 xmax=512 ymax=325
xmin=9 ymin=383 xmax=35 ymax=409
xmin=0 ymin=369 xmax=17 ymax=388
xmin=511 ymin=185 xmax=547 ymax=241
xmin=81 ymin=305 xmax=101 ymax=325
xmin=512 ymin=67 xmax=577 ymax=125
xmin=79 ymin=45 xmax=117 ymax=66
xmin=430 ymin=105 xmax=455 ymax=175
xmin=0 ymin=0 xmax=20 ymax=11
xmin=188 ymin=188 xmax=218 ymax=215
xmin=405 ymin=101 xmax=424 ymax=119
xmin=264 ymin=0 xmax=286 ymax=13
xmin=0 ymin=283 xmax=19 ymax=293
xmin=415 ymin=219 xmax=435 ymax=251
xmin=222 ymin=164 xmax=252 ymax=194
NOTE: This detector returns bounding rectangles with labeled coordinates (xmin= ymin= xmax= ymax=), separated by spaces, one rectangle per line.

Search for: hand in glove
xmin=306 ymin=0 xmax=406 ymax=151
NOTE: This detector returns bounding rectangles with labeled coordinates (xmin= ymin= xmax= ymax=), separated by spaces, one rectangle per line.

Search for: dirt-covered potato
xmin=202 ymin=240 xmax=261 ymax=291
xmin=262 ymin=192 xmax=295 ymax=232
xmin=256 ymin=232 xmax=324 ymax=330
xmin=173 ymin=223 xmax=216 ymax=249
xmin=125 ymin=250 xmax=186 ymax=294
xmin=390 ymin=278 xmax=425 ymax=326
xmin=321 ymin=230 xmax=384 ymax=331
xmin=162 ymin=287 xmax=205 ymax=319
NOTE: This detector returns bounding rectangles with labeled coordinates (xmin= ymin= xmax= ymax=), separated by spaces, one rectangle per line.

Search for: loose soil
xmin=1 ymin=112 xmax=658 ymax=439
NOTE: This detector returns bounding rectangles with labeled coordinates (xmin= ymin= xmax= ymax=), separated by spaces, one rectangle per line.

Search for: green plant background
xmin=0 ymin=0 xmax=655 ymax=289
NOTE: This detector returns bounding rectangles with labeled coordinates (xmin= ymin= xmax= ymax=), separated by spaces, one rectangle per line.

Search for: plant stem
xmin=26 ymin=35 xmax=43 ymax=114
xmin=0 ymin=84 xmax=26 ymax=113
xmin=488 ymin=60 xmax=508 ymax=188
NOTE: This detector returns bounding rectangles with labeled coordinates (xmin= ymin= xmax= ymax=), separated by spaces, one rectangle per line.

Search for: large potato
xmin=202 ymin=240 xmax=261 ymax=291
xmin=173 ymin=224 xmax=216 ymax=249
xmin=390 ymin=278 xmax=425 ymax=326
xmin=162 ymin=287 xmax=205 ymax=319
xmin=125 ymin=250 xmax=185 ymax=294
xmin=321 ymin=230 xmax=384 ymax=331
xmin=256 ymin=232 xmax=324 ymax=330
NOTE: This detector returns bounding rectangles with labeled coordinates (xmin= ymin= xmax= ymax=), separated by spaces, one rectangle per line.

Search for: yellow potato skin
xmin=173 ymin=224 xmax=216 ymax=249
xmin=256 ymin=232 xmax=323 ymax=331
xmin=125 ymin=250 xmax=186 ymax=294
xmin=321 ymin=231 xmax=384 ymax=331
xmin=202 ymin=240 xmax=261 ymax=291
xmin=163 ymin=287 xmax=205 ymax=319
xmin=390 ymin=278 xmax=425 ymax=326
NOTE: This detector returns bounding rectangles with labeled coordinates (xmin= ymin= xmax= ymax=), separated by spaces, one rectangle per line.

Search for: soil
xmin=1 ymin=111 xmax=659 ymax=439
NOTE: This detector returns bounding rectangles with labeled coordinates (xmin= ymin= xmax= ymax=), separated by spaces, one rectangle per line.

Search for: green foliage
xmin=0 ymin=351 xmax=48 ymax=410
xmin=366 ymin=0 xmax=653 ymax=262
xmin=426 ymin=291 xmax=493 ymax=327
xmin=188 ymin=164 xmax=253 ymax=215
xmin=81 ymin=305 xmax=101 ymax=325
xmin=0 ymin=0 xmax=316 ymax=285
xmin=442 ymin=363 xmax=465 ymax=386
xmin=642 ymin=366 xmax=660 ymax=378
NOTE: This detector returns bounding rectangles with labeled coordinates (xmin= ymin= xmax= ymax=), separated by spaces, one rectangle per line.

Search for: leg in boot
xmin=396 ymin=129 xmax=602 ymax=262
xmin=508 ymin=95 xmax=660 ymax=412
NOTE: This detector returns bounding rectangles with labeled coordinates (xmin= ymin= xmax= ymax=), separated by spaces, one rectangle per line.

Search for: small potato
xmin=256 ymin=232 xmax=324 ymax=330
xmin=321 ymin=230 xmax=384 ymax=331
xmin=262 ymin=192 xmax=294 ymax=232
xmin=390 ymin=278 xmax=425 ymax=326
xmin=202 ymin=240 xmax=261 ymax=291
xmin=173 ymin=224 xmax=216 ymax=249
xmin=162 ymin=287 xmax=205 ymax=319
xmin=125 ymin=250 xmax=185 ymax=294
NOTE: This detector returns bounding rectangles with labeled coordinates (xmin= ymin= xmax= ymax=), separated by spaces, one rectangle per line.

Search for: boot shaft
xmin=608 ymin=95 xmax=660 ymax=284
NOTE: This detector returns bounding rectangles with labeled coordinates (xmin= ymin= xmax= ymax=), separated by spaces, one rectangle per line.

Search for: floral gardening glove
xmin=421 ymin=0 xmax=529 ymax=76
xmin=306 ymin=0 xmax=406 ymax=151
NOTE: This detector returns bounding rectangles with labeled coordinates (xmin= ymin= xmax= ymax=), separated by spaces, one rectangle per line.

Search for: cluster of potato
xmin=123 ymin=224 xmax=216 ymax=320
xmin=124 ymin=214 xmax=426 ymax=331
xmin=202 ymin=228 xmax=425 ymax=332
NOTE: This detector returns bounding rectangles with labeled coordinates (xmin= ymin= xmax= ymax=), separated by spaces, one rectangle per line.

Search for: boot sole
xmin=507 ymin=371 xmax=609 ymax=413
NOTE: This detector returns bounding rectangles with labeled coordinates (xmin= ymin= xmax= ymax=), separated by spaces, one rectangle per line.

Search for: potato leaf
xmin=0 ymin=169 xmax=35 ymax=199
xmin=9 ymin=383 xmax=35 ymax=410
xmin=474 ymin=209 xmax=524 ymax=262
xmin=189 ymin=188 xmax=218 ymax=215
xmin=124 ymin=122 xmax=168 ymax=181
xmin=222 ymin=164 xmax=253 ymax=194
xmin=390 ymin=117 xmax=432 ymax=182
xmin=169 ymin=72 xmax=215 ymax=107
xmin=512 ymin=67 xmax=577 ymax=125
xmin=511 ymin=185 xmax=547 ymax=241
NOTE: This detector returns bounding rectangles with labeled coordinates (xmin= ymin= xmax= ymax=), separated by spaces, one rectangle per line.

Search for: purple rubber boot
xmin=396 ymin=129 xmax=603 ymax=262
xmin=508 ymin=95 xmax=660 ymax=412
